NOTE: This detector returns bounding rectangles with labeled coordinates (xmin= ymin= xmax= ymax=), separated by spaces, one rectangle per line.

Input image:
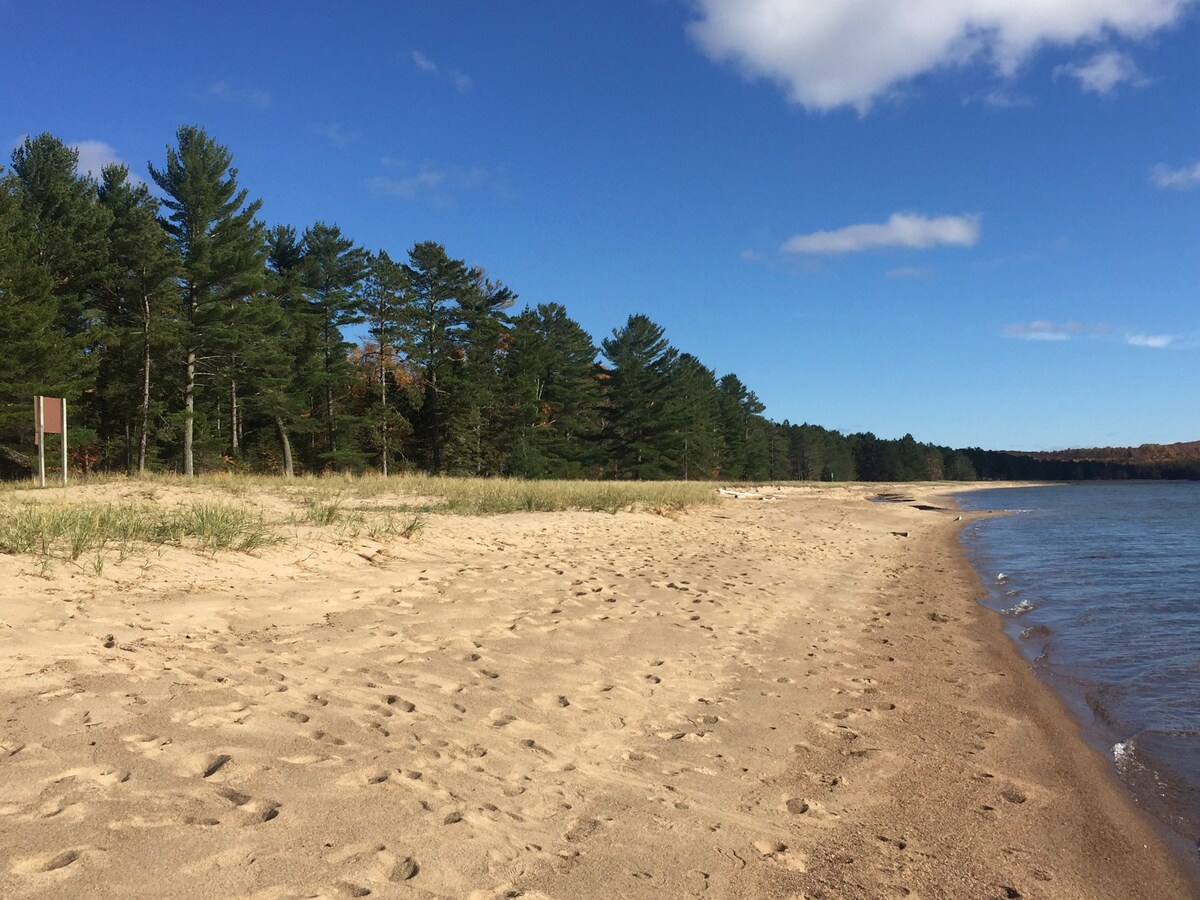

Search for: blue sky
xmin=2 ymin=0 xmax=1198 ymax=451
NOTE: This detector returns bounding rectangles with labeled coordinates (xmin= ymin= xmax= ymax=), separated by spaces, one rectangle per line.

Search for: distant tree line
xmin=1 ymin=127 xmax=1194 ymax=483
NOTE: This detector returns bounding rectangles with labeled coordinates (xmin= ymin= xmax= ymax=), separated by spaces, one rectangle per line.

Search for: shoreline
xmin=947 ymin=482 xmax=1200 ymax=887
xmin=0 ymin=481 xmax=1195 ymax=898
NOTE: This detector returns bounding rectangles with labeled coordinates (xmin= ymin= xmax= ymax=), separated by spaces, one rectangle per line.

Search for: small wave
xmin=1113 ymin=738 xmax=1135 ymax=767
xmin=996 ymin=572 xmax=1009 ymax=584
xmin=1020 ymin=624 xmax=1052 ymax=640
xmin=1003 ymin=599 xmax=1036 ymax=617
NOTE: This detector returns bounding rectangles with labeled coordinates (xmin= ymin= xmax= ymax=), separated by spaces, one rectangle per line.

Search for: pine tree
xmin=260 ymin=226 xmax=313 ymax=476
xmin=95 ymin=164 xmax=180 ymax=473
xmin=441 ymin=269 xmax=515 ymax=475
xmin=8 ymin=135 xmax=111 ymax=466
xmin=600 ymin=314 xmax=682 ymax=479
xmin=670 ymin=353 xmax=724 ymax=480
xmin=401 ymin=242 xmax=472 ymax=472
xmin=297 ymin=222 xmax=369 ymax=470
xmin=716 ymin=374 xmax=767 ymax=480
xmin=362 ymin=250 xmax=416 ymax=476
xmin=501 ymin=303 xmax=602 ymax=477
xmin=0 ymin=176 xmax=61 ymax=471
xmin=149 ymin=125 xmax=264 ymax=475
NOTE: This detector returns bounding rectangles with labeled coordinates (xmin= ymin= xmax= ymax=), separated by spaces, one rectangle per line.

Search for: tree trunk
xmin=230 ymin=377 xmax=239 ymax=454
xmin=183 ymin=345 xmax=195 ymax=476
xmin=138 ymin=293 xmax=151 ymax=476
xmin=380 ymin=358 xmax=389 ymax=478
xmin=276 ymin=416 xmax=294 ymax=478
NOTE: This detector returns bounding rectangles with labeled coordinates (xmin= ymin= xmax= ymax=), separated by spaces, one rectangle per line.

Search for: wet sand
xmin=0 ymin=482 xmax=1195 ymax=899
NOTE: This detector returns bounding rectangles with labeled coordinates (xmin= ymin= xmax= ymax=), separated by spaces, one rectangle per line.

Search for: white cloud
xmin=369 ymin=164 xmax=490 ymax=201
xmin=782 ymin=212 xmax=981 ymax=254
xmin=1150 ymin=159 xmax=1200 ymax=189
xmin=1054 ymin=49 xmax=1147 ymax=93
xmin=1005 ymin=321 xmax=1181 ymax=347
xmin=316 ymin=123 xmax=361 ymax=148
xmin=1005 ymin=320 xmax=1091 ymax=340
xmin=71 ymin=140 xmax=143 ymax=184
xmin=1126 ymin=332 xmax=1175 ymax=347
xmin=209 ymin=80 xmax=271 ymax=109
xmin=687 ymin=0 xmax=1191 ymax=111
xmin=411 ymin=50 xmax=473 ymax=91
xmin=412 ymin=50 xmax=438 ymax=73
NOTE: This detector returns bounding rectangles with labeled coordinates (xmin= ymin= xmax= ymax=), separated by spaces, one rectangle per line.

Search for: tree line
xmin=5 ymin=126 xmax=1182 ymax=484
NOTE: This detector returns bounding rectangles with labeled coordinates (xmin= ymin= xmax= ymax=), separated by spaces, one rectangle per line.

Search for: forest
xmin=1 ymin=127 xmax=1193 ymax=484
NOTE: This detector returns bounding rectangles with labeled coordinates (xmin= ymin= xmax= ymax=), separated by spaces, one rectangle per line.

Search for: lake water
xmin=957 ymin=483 xmax=1200 ymax=861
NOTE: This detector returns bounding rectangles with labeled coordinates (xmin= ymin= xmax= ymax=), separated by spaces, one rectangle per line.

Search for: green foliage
xmin=600 ymin=314 xmax=684 ymax=479
xmin=0 ymin=124 xmax=1107 ymax=486
xmin=502 ymin=303 xmax=602 ymax=477
xmin=149 ymin=125 xmax=266 ymax=476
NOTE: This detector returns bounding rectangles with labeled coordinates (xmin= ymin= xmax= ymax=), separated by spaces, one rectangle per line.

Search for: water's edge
xmin=945 ymin=484 xmax=1200 ymax=883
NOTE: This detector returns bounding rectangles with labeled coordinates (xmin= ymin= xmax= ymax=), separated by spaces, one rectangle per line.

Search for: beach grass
xmin=0 ymin=500 xmax=278 ymax=567
xmin=0 ymin=473 xmax=720 ymax=567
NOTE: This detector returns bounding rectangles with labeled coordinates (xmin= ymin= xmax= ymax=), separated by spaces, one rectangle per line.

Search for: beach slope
xmin=0 ymin=483 xmax=1193 ymax=899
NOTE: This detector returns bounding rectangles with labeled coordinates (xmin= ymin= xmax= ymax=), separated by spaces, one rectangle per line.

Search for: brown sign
xmin=40 ymin=396 xmax=64 ymax=434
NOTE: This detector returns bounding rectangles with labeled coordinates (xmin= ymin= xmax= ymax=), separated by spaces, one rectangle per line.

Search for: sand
xmin=0 ymin=482 xmax=1195 ymax=899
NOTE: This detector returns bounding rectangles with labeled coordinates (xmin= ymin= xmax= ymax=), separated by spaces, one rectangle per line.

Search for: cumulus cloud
xmin=782 ymin=213 xmax=981 ymax=254
xmin=1054 ymin=49 xmax=1147 ymax=93
xmin=71 ymin=140 xmax=143 ymax=183
xmin=411 ymin=50 xmax=473 ymax=91
xmin=1150 ymin=159 xmax=1200 ymax=189
xmin=209 ymin=80 xmax=272 ymax=109
xmin=369 ymin=164 xmax=490 ymax=201
xmin=687 ymin=0 xmax=1191 ymax=111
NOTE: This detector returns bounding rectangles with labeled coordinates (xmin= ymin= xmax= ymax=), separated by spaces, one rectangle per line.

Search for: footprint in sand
xmin=216 ymin=787 xmax=279 ymax=823
xmin=12 ymin=848 xmax=85 ymax=874
xmin=191 ymin=752 xmax=232 ymax=779
xmin=488 ymin=709 xmax=516 ymax=728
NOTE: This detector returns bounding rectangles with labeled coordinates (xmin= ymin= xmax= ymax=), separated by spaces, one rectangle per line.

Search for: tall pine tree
xmin=149 ymin=125 xmax=264 ymax=475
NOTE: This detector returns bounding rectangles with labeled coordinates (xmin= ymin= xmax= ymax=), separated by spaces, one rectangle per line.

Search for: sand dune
xmin=0 ymin=483 xmax=1193 ymax=899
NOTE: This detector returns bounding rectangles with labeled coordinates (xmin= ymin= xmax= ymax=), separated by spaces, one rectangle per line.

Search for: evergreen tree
xmin=260 ymin=225 xmax=314 ymax=476
xmin=401 ymin=242 xmax=472 ymax=472
xmin=149 ymin=125 xmax=264 ymax=475
xmin=670 ymin=353 xmax=724 ymax=480
xmin=362 ymin=250 xmax=416 ymax=475
xmin=298 ymin=222 xmax=369 ymax=470
xmin=95 ymin=164 xmax=180 ymax=473
xmin=441 ymin=269 xmax=515 ymax=475
xmin=600 ymin=314 xmax=682 ymax=479
xmin=9 ymin=134 xmax=111 ymax=339
xmin=9 ymin=135 xmax=112 ymax=465
xmin=716 ymin=374 xmax=766 ymax=480
xmin=0 ymin=176 xmax=61 ymax=471
xmin=501 ymin=303 xmax=602 ymax=477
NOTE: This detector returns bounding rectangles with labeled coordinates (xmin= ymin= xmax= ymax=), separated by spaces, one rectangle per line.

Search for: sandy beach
xmin=0 ymin=482 xmax=1194 ymax=899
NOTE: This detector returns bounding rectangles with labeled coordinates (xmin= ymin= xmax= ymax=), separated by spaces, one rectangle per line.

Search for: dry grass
xmin=0 ymin=473 xmax=720 ymax=569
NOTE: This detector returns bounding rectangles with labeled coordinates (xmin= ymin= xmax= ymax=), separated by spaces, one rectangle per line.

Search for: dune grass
xmin=0 ymin=501 xmax=277 ymax=569
xmin=0 ymin=473 xmax=720 ymax=568
xmin=5 ymin=471 xmax=722 ymax=513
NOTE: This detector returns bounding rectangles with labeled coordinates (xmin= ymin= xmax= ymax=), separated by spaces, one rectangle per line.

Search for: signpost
xmin=34 ymin=395 xmax=68 ymax=488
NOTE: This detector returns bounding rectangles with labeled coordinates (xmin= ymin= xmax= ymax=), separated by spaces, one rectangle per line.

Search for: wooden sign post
xmin=34 ymin=396 xmax=67 ymax=488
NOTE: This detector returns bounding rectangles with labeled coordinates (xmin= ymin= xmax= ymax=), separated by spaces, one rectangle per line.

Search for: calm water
xmin=958 ymin=483 xmax=1200 ymax=858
